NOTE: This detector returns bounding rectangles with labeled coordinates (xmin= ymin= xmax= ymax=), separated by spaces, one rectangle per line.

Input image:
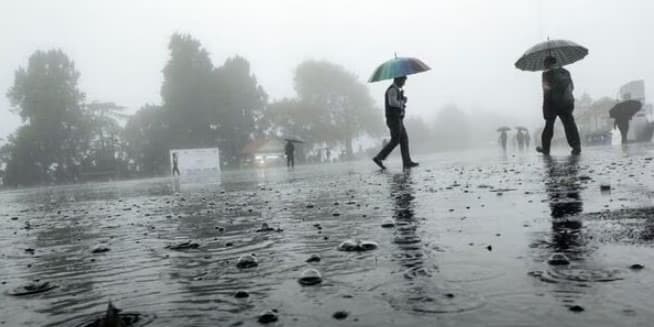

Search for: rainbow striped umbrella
xmin=368 ymin=56 xmax=431 ymax=83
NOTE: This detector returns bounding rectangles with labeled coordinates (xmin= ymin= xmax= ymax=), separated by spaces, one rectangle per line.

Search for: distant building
xmin=574 ymin=94 xmax=614 ymax=145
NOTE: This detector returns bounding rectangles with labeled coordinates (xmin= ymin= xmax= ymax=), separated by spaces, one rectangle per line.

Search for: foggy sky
xmin=2 ymin=0 xmax=653 ymax=141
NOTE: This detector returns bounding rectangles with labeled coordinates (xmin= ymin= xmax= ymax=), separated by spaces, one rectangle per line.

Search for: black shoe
xmin=571 ymin=148 xmax=581 ymax=155
xmin=403 ymin=162 xmax=419 ymax=169
xmin=372 ymin=157 xmax=386 ymax=170
xmin=536 ymin=146 xmax=550 ymax=155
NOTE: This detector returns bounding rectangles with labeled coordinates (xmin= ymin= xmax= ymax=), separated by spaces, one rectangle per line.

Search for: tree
xmin=82 ymin=101 xmax=129 ymax=174
xmin=265 ymin=98 xmax=317 ymax=144
xmin=293 ymin=60 xmax=382 ymax=158
xmin=122 ymin=104 xmax=169 ymax=175
xmin=213 ymin=56 xmax=268 ymax=166
xmin=5 ymin=49 xmax=89 ymax=185
xmin=161 ymin=33 xmax=216 ymax=149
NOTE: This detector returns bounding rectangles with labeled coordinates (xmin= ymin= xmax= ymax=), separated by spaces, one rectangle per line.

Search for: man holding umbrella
xmin=515 ymin=39 xmax=588 ymax=155
xmin=609 ymin=93 xmax=642 ymax=144
xmin=538 ymin=56 xmax=581 ymax=155
xmin=372 ymin=76 xmax=419 ymax=169
xmin=370 ymin=56 xmax=429 ymax=170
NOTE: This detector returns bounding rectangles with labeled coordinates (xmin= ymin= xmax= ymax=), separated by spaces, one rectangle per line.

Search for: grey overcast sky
xmin=1 ymin=0 xmax=653 ymax=140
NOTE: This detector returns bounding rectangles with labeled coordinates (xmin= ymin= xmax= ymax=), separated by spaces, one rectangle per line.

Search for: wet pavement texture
xmin=2 ymin=144 xmax=654 ymax=326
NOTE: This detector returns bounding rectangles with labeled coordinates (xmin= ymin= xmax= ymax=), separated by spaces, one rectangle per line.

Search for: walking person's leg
xmin=399 ymin=120 xmax=418 ymax=168
xmin=559 ymin=112 xmax=581 ymax=154
xmin=539 ymin=118 xmax=555 ymax=155
xmin=617 ymin=120 xmax=629 ymax=144
xmin=374 ymin=118 xmax=401 ymax=169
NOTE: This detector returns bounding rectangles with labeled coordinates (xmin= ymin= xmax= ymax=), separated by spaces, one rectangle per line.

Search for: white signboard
xmin=169 ymin=148 xmax=220 ymax=175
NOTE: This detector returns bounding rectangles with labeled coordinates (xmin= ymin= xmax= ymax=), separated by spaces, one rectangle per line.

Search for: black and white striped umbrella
xmin=514 ymin=39 xmax=588 ymax=72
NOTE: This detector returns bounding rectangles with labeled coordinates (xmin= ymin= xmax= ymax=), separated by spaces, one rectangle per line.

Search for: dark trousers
xmin=376 ymin=116 xmax=412 ymax=164
xmin=616 ymin=119 xmax=629 ymax=144
xmin=287 ymin=154 xmax=294 ymax=168
xmin=172 ymin=165 xmax=180 ymax=176
xmin=541 ymin=107 xmax=581 ymax=153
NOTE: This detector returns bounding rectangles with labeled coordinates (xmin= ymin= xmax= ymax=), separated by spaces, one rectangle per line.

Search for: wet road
xmin=2 ymin=145 xmax=654 ymax=326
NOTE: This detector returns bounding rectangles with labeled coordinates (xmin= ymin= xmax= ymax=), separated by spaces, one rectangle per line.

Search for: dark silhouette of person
xmin=524 ymin=130 xmax=531 ymax=148
xmin=516 ymin=131 xmax=525 ymax=150
xmin=610 ymin=93 xmax=642 ymax=144
xmin=285 ymin=140 xmax=295 ymax=168
xmin=536 ymin=56 xmax=581 ymax=155
xmin=499 ymin=130 xmax=508 ymax=150
xmin=171 ymin=152 xmax=180 ymax=176
xmin=373 ymin=76 xmax=419 ymax=170
xmin=615 ymin=118 xmax=630 ymax=144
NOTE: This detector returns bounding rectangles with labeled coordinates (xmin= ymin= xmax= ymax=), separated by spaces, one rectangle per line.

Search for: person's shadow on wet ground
xmin=543 ymin=155 xmax=586 ymax=257
xmin=389 ymin=171 xmax=427 ymax=277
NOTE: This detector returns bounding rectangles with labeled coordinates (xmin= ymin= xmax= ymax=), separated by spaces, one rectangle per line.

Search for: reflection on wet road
xmin=2 ymin=145 xmax=654 ymax=326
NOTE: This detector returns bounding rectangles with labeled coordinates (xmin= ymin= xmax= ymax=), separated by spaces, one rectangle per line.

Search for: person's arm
xmin=387 ymin=87 xmax=405 ymax=109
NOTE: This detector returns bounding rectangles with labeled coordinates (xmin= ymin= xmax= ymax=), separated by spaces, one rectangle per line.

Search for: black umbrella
xmin=515 ymin=39 xmax=588 ymax=72
xmin=609 ymin=100 xmax=642 ymax=120
xmin=497 ymin=127 xmax=511 ymax=132
xmin=283 ymin=138 xmax=304 ymax=144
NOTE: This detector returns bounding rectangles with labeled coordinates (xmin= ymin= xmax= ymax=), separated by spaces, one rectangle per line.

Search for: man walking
xmin=536 ymin=56 xmax=581 ymax=155
xmin=285 ymin=140 xmax=295 ymax=168
xmin=373 ymin=76 xmax=419 ymax=170
xmin=171 ymin=152 xmax=181 ymax=176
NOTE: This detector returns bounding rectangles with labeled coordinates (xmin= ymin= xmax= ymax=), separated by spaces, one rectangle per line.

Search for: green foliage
xmin=279 ymin=60 xmax=382 ymax=157
xmin=213 ymin=56 xmax=268 ymax=166
xmin=161 ymin=33 xmax=217 ymax=149
xmin=4 ymin=49 xmax=90 ymax=186
xmin=159 ymin=34 xmax=267 ymax=168
xmin=123 ymin=104 xmax=169 ymax=175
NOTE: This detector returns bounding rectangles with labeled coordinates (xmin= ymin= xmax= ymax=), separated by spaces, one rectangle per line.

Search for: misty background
xmin=1 ymin=0 xmax=653 ymax=185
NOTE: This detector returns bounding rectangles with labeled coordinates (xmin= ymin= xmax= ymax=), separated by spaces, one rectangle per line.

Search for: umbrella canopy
xmin=609 ymin=100 xmax=642 ymax=120
xmin=497 ymin=127 xmax=511 ymax=132
xmin=283 ymin=138 xmax=304 ymax=144
xmin=515 ymin=39 xmax=588 ymax=72
xmin=368 ymin=57 xmax=430 ymax=82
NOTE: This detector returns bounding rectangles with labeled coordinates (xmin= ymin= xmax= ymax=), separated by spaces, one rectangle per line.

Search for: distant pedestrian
xmin=610 ymin=93 xmax=642 ymax=145
xmin=499 ymin=131 xmax=508 ymax=150
xmin=285 ymin=141 xmax=295 ymax=168
xmin=171 ymin=152 xmax=181 ymax=176
xmin=536 ymin=56 xmax=581 ymax=155
xmin=524 ymin=130 xmax=531 ymax=148
xmin=516 ymin=131 xmax=525 ymax=150
xmin=373 ymin=76 xmax=419 ymax=170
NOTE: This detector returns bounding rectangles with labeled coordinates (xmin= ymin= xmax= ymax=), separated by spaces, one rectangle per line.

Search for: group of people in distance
xmin=372 ymin=55 xmax=582 ymax=170
xmin=498 ymin=129 xmax=531 ymax=151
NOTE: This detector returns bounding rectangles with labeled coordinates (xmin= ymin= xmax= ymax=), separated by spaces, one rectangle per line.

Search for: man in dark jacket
xmin=373 ymin=76 xmax=419 ymax=169
xmin=536 ymin=56 xmax=581 ymax=155
xmin=285 ymin=140 xmax=295 ymax=168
